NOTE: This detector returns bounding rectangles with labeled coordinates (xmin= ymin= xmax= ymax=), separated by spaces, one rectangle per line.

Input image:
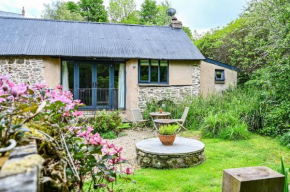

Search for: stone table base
xmin=136 ymin=137 xmax=205 ymax=169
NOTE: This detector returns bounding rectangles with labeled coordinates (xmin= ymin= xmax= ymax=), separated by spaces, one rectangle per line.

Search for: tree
xmin=155 ymin=0 xmax=171 ymax=26
xmin=140 ymin=0 xmax=158 ymax=25
xmin=66 ymin=1 xmax=80 ymax=13
xmin=183 ymin=26 xmax=194 ymax=41
xmin=42 ymin=0 xmax=84 ymax=21
xmin=108 ymin=0 xmax=138 ymax=23
xmin=79 ymin=0 xmax=108 ymax=22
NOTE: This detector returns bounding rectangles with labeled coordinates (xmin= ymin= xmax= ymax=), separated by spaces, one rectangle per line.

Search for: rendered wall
xmin=200 ymin=61 xmax=237 ymax=96
xmin=125 ymin=59 xmax=201 ymax=121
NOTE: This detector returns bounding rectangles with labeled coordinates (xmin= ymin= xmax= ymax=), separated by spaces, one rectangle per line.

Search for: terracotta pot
xmin=158 ymin=134 xmax=176 ymax=146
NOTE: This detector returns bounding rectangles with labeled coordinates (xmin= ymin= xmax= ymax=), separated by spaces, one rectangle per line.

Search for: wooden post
xmin=222 ymin=166 xmax=285 ymax=192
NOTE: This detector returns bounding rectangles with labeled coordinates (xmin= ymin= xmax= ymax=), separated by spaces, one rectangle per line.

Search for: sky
xmin=0 ymin=0 xmax=248 ymax=33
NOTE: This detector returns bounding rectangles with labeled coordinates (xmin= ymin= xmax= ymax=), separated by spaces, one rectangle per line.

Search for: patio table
xmin=149 ymin=112 xmax=171 ymax=131
xmin=153 ymin=119 xmax=176 ymax=129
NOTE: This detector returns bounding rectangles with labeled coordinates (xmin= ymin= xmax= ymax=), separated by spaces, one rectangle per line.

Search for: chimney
xmin=22 ymin=7 xmax=25 ymax=17
xmin=170 ymin=16 xmax=182 ymax=29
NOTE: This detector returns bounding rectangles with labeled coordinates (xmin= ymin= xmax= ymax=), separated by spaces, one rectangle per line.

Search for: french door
xmin=74 ymin=62 xmax=114 ymax=109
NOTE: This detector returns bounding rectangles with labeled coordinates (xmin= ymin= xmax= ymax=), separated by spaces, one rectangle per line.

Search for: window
xmin=139 ymin=60 xmax=168 ymax=83
xmin=215 ymin=69 xmax=225 ymax=83
xmin=61 ymin=61 xmax=74 ymax=91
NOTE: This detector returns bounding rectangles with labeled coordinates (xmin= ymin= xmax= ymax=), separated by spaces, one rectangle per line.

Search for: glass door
xmin=73 ymin=62 xmax=118 ymax=109
xmin=77 ymin=62 xmax=95 ymax=108
xmin=96 ymin=64 xmax=110 ymax=108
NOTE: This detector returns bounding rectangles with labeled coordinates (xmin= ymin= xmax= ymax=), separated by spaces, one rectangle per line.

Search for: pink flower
xmin=63 ymin=111 xmax=71 ymax=117
xmin=56 ymin=85 xmax=63 ymax=90
xmin=123 ymin=167 xmax=134 ymax=175
xmin=0 ymin=98 xmax=5 ymax=103
xmin=34 ymin=81 xmax=47 ymax=90
xmin=11 ymin=88 xmax=18 ymax=97
xmin=72 ymin=111 xmax=83 ymax=117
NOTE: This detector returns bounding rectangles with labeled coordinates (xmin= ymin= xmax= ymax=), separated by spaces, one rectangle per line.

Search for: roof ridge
xmin=0 ymin=16 xmax=172 ymax=28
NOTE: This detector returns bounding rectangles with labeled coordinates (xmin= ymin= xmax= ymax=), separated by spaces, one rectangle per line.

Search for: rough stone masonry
xmin=0 ymin=57 xmax=45 ymax=84
xmin=137 ymin=64 xmax=201 ymax=110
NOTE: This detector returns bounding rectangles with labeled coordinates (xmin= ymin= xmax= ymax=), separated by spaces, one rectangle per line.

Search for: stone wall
xmin=0 ymin=57 xmax=45 ymax=84
xmin=136 ymin=148 xmax=205 ymax=169
xmin=0 ymin=140 xmax=43 ymax=192
xmin=137 ymin=65 xmax=201 ymax=110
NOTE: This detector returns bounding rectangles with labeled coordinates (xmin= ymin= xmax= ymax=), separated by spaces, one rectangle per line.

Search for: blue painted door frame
xmin=74 ymin=61 xmax=115 ymax=109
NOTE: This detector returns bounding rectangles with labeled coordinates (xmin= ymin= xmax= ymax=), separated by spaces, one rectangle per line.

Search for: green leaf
xmin=21 ymin=103 xmax=38 ymax=113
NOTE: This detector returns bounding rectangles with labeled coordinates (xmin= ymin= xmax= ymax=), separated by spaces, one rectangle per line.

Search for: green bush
xmin=91 ymin=110 xmax=122 ymax=133
xmin=201 ymin=112 xmax=250 ymax=140
xmin=101 ymin=131 xmax=117 ymax=139
xmin=280 ymin=132 xmax=290 ymax=149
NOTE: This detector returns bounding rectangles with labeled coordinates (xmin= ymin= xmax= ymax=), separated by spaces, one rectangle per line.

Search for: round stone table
xmin=136 ymin=137 xmax=205 ymax=169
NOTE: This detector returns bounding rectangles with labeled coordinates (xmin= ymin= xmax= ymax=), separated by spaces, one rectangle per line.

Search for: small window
xmin=138 ymin=60 xmax=168 ymax=84
xmin=215 ymin=69 xmax=225 ymax=83
xmin=139 ymin=60 xmax=150 ymax=82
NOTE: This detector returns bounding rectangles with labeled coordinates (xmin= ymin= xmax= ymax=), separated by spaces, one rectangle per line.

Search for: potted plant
xmin=158 ymin=124 xmax=179 ymax=146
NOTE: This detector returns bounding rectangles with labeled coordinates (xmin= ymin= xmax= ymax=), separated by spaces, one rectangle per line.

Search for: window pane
xmin=160 ymin=61 xmax=168 ymax=82
xmin=62 ymin=61 xmax=74 ymax=91
xmin=151 ymin=60 xmax=159 ymax=82
xmin=97 ymin=64 xmax=110 ymax=106
xmin=140 ymin=60 xmax=149 ymax=81
xmin=79 ymin=63 xmax=92 ymax=106
xmin=215 ymin=70 xmax=225 ymax=80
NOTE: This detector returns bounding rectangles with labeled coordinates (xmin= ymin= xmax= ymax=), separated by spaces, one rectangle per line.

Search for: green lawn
xmin=120 ymin=131 xmax=290 ymax=192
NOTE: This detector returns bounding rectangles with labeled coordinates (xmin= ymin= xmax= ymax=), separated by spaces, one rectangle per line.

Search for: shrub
xmin=201 ymin=112 xmax=250 ymax=140
xmin=280 ymin=132 xmax=290 ymax=148
xmin=101 ymin=131 xmax=117 ymax=139
xmin=91 ymin=110 xmax=122 ymax=133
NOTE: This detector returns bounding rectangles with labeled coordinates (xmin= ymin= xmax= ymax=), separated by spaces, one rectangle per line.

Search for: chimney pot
xmin=170 ymin=17 xmax=182 ymax=29
xmin=22 ymin=7 xmax=25 ymax=17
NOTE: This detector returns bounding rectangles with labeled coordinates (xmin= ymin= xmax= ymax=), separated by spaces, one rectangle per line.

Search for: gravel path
xmin=104 ymin=129 xmax=156 ymax=171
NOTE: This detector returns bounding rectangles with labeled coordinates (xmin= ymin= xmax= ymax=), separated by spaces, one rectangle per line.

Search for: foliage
xmin=194 ymin=0 xmax=290 ymax=84
xmin=159 ymin=124 xmax=179 ymax=135
xmin=79 ymin=0 xmax=108 ymax=22
xmin=116 ymin=131 xmax=290 ymax=191
xmin=101 ymin=131 xmax=117 ymax=139
xmin=155 ymin=0 xmax=171 ymax=26
xmin=183 ymin=26 xmax=194 ymax=41
xmin=280 ymin=132 xmax=290 ymax=149
xmin=247 ymin=58 xmax=290 ymax=136
xmin=279 ymin=157 xmax=289 ymax=192
xmin=201 ymin=112 xmax=250 ymax=140
xmin=194 ymin=0 xmax=290 ymax=140
xmin=140 ymin=0 xmax=158 ymax=25
xmin=0 ymin=75 xmax=133 ymax=191
xmin=42 ymin=0 xmax=84 ymax=21
xmin=108 ymin=0 xmax=138 ymax=23
xmin=90 ymin=110 xmax=122 ymax=133
xmin=144 ymin=87 xmax=262 ymax=138
xmin=66 ymin=125 xmax=133 ymax=191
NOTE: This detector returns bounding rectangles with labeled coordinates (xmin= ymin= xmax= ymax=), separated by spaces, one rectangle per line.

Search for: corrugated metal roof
xmin=205 ymin=58 xmax=238 ymax=71
xmin=0 ymin=11 xmax=23 ymax=18
xmin=0 ymin=17 xmax=205 ymax=60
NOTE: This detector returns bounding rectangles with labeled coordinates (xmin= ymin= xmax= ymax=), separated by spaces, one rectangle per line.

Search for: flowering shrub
xmin=67 ymin=125 xmax=134 ymax=191
xmin=0 ymin=75 xmax=133 ymax=191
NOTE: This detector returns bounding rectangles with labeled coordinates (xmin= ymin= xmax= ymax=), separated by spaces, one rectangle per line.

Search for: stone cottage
xmin=0 ymin=16 xmax=237 ymax=120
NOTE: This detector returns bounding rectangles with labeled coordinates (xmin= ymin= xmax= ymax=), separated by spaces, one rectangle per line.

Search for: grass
xmin=118 ymin=131 xmax=290 ymax=192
